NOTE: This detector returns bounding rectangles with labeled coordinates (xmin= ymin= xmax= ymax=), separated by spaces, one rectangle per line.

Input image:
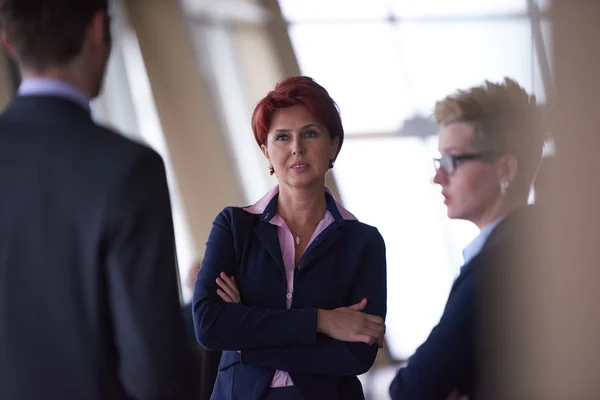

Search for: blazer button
xmin=286 ymin=293 xmax=292 ymax=299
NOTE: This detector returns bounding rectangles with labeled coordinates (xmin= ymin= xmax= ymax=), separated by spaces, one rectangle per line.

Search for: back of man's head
xmin=0 ymin=0 xmax=109 ymax=69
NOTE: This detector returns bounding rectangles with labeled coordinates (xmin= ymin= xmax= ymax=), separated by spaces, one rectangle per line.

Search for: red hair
xmin=251 ymin=76 xmax=344 ymax=158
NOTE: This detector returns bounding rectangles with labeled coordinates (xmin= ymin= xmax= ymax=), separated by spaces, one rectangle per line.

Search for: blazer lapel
xmin=298 ymin=224 xmax=345 ymax=270
xmin=449 ymin=263 xmax=474 ymax=297
xmin=253 ymin=222 xmax=285 ymax=272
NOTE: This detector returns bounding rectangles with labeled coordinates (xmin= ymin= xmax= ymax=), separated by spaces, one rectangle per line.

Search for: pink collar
xmin=244 ymin=185 xmax=357 ymax=221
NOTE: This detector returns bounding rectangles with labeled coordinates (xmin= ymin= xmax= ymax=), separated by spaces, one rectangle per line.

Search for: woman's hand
xmin=216 ymin=272 xmax=242 ymax=353
xmin=317 ymin=298 xmax=385 ymax=347
xmin=446 ymin=390 xmax=469 ymax=400
xmin=216 ymin=272 xmax=241 ymax=303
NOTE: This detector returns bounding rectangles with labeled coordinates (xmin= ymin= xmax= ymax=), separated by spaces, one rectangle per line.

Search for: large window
xmin=280 ymin=0 xmax=550 ymax=360
xmin=92 ymin=11 xmax=196 ymax=302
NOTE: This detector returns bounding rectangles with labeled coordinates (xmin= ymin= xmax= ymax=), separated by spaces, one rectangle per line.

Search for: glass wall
xmin=279 ymin=0 xmax=551 ymax=360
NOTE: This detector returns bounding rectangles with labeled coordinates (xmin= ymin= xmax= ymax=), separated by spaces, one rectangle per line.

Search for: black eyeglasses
xmin=433 ymin=152 xmax=496 ymax=175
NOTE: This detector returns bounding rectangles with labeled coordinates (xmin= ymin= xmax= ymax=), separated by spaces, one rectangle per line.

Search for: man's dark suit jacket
xmin=389 ymin=207 xmax=535 ymax=400
xmin=193 ymin=193 xmax=387 ymax=400
xmin=0 ymin=95 xmax=199 ymax=400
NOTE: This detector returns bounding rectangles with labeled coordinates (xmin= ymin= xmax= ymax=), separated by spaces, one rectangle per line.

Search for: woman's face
xmin=262 ymin=105 xmax=339 ymax=189
xmin=433 ymin=121 xmax=506 ymax=227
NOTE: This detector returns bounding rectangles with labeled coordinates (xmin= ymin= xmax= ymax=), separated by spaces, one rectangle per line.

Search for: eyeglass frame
xmin=433 ymin=152 xmax=497 ymax=176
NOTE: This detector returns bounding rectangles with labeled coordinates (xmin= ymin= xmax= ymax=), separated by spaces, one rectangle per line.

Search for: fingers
xmin=217 ymin=288 xmax=236 ymax=303
xmin=346 ymin=298 xmax=367 ymax=311
xmin=352 ymin=316 xmax=385 ymax=347
xmin=364 ymin=318 xmax=385 ymax=334
xmin=354 ymin=333 xmax=385 ymax=347
xmin=355 ymin=331 xmax=384 ymax=347
xmin=338 ymin=314 xmax=385 ymax=346
xmin=216 ymin=272 xmax=241 ymax=303
xmin=365 ymin=313 xmax=384 ymax=326
xmin=445 ymin=390 xmax=468 ymax=400
xmin=362 ymin=324 xmax=385 ymax=347
xmin=219 ymin=272 xmax=239 ymax=294
xmin=216 ymin=277 xmax=237 ymax=301
xmin=332 ymin=306 xmax=385 ymax=346
xmin=345 ymin=301 xmax=384 ymax=330
xmin=355 ymin=334 xmax=376 ymax=346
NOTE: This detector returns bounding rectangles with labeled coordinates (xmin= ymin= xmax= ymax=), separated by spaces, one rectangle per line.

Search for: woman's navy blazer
xmin=192 ymin=192 xmax=387 ymax=400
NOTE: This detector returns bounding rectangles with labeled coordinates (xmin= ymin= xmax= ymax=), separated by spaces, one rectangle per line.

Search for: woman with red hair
xmin=192 ymin=76 xmax=387 ymax=400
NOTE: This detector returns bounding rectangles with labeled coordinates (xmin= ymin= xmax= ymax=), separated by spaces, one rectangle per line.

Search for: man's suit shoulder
xmin=79 ymin=124 xmax=168 ymax=204
xmin=88 ymin=122 xmax=161 ymax=166
xmin=71 ymin=120 xmax=164 ymax=177
xmin=1 ymin=113 xmax=166 ymax=204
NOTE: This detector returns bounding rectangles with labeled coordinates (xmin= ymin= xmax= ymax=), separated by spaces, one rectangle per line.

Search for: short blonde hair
xmin=434 ymin=77 xmax=545 ymax=193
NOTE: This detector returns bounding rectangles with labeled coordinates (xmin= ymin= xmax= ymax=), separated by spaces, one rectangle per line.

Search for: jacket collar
xmin=2 ymin=95 xmax=93 ymax=125
xmin=246 ymin=186 xmax=357 ymax=272
xmin=18 ymin=77 xmax=91 ymax=113
xmin=457 ymin=205 xmax=536 ymax=279
xmin=243 ymin=185 xmax=357 ymax=224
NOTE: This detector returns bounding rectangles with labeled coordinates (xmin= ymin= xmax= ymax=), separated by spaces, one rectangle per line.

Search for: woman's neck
xmin=277 ymin=183 xmax=327 ymax=231
xmin=475 ymin=196 xmax=526 ymax=230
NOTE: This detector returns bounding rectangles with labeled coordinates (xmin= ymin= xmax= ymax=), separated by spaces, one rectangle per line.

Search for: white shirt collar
xmin=462 ymin=217 xmax=504 ymax=265
xmin=18 ymin=77 xmax=91 ymax=112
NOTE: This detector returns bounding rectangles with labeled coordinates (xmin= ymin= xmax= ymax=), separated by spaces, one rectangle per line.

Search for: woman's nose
xmin=432 ymin=168 xmax=445 ymax=185
xmin=292 ymin=137 xmax=306 ymax=155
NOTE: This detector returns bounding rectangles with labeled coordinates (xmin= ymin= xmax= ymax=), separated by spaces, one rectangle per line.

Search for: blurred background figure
xmin=389 ymin=78 xmax=545 ymax=399
xmin=0 ymin=0 xmax=199 ymax=399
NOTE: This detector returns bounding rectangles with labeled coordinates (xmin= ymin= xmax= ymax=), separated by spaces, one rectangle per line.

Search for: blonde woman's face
xmin=433 ymin=122 xmax=504 ymax=227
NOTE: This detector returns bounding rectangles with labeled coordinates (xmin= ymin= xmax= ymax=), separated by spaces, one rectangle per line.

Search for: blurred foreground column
xmin=0 ymin=50 xmax=13 ymax=111
xmin=483 ymin=1 xmax=600 ymax=399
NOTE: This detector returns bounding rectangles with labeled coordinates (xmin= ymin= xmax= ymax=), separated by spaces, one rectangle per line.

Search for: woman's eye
xmin=275 ymin=134 xmax=288 ymax=141
xmin=305 ymin=130 xmax=318 ymax=137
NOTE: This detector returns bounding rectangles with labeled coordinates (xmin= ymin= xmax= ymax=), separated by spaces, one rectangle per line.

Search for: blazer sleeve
xmin=104 ymin=149 xmax=199 ymax=400
xmin=240 ymin=228 xmax=387 ymax=376
xmin=192 ymin=209 xmax=319 ymax=351
xmin=389 ymin=272 xmax=474 ymax=400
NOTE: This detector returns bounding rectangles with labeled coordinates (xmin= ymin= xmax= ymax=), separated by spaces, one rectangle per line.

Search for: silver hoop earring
xmin=500 ymin=181 xmax=509 ymax=195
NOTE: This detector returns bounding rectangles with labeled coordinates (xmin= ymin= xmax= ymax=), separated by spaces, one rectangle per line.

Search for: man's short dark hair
xmin=0 ymin=0 xmax=109 ymax=69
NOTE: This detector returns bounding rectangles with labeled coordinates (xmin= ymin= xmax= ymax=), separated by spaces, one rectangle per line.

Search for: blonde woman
xmin=390 ymin=78 xmax=545 ymax=400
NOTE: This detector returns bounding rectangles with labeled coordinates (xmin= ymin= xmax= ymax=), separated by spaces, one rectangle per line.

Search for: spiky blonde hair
xmin=434 ymin=77 xmax=545 ymax=192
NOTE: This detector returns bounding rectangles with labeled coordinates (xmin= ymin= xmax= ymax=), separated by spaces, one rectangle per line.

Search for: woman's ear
xmin=261 ymin=144 xmax=269 ymax=161
xmin=497 ymin=153 xmax=519 ymax=184
xmin=330 ymin=136 xmax=340 ymax=160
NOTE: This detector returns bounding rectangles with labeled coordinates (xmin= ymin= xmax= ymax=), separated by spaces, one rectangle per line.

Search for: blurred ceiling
xmin=181 ymin=0 xmax=270 ymax=23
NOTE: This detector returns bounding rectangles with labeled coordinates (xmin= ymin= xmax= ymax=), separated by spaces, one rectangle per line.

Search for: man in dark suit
xmin=0 ymin=1 xmax=200 ymax=399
